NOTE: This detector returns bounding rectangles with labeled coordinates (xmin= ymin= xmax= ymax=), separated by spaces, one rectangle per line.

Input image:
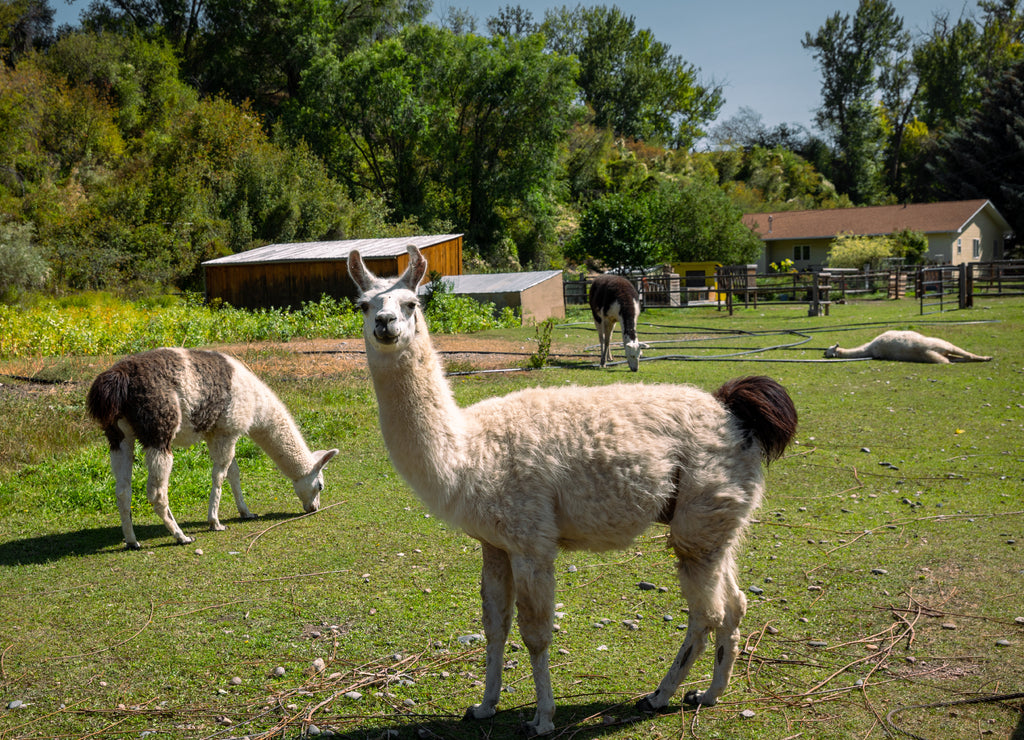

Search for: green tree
xmin=566 ymin=189 xmax=661 ymax=270
xmin=803 ymin=0 xmax=909 ymax=203
xmin=926 ymin=55 xmax=1024 ymax=241
xmin=0 ymin=0 xmax=54 ymax=66
xmin=293 ymin=25 xmax=578 ymax=266
xmin=541 ymin=4 xmax=721 ymax=147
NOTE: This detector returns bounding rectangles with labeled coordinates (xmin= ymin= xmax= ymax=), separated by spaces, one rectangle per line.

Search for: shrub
xmin=826 ymin=233 xmax=894 ymax=270
xmin=0 ymin=222 xmax=50 ymax=302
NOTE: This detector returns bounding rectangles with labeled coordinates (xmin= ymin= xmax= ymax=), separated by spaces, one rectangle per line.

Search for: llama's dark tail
xmin=714 ymin=376 xmax=797 ymax=463
xmin=86 ymin=366 xmax=130 ymax=447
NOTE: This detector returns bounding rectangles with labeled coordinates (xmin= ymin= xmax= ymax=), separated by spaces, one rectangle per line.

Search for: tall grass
xmin=0 ymin=291 xmax=520 ymax=360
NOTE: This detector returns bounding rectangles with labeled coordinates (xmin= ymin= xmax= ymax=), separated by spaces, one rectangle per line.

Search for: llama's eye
xmin=403 ymin=300 xmax=418 ymax=312
xmin=358 ymin=301 xmax=370 ymax=313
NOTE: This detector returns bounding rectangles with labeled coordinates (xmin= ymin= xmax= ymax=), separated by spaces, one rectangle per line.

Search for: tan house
xmin=742 ymin=200 xmax=1012 ymax=271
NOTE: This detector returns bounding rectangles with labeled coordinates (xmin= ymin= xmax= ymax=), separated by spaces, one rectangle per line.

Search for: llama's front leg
xmin=598 ymin=319 xmax=614 ymax=366
xmin=144 ymin=447 xmax=194 ymax=545
xmin=510 ymin=554 xmax=557 ymax=737
xmin=110 ymin=438 xmax=139 ymax=549
xmin=465 ymin=543 xmax=514 ymax=723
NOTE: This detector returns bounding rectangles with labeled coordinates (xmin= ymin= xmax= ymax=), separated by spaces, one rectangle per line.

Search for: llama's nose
xmin=374 ymin=312 xmax=398 ymax=340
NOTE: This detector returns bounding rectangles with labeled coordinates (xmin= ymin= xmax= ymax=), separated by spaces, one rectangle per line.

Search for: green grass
xmin=1 ymin=297 xmax=1022 ymax=739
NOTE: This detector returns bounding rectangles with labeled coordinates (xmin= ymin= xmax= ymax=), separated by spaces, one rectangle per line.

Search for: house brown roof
xmin=742 ymin=200 xmax=1009 ymax=241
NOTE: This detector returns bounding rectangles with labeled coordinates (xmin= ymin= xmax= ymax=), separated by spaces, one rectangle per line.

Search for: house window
xmin=973 ymin=239 xmax=981 ymax=259
xmin=957 ymin=238 xmax=962 ymax=255
xmin=793 ymin=245 xmax=810 ymax=261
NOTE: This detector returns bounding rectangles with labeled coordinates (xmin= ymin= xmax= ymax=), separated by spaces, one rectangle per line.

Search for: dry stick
xmin=244 ymin=500 xmax=346 ymax=554
xmin=43 ymin=600 xmax=154 ymax=662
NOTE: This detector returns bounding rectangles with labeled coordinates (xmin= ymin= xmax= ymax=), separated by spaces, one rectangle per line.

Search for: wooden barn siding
xmin=204 ymin=237 xmax=462 ymax=309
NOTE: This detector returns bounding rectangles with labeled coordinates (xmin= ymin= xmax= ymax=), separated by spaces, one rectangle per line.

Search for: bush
xmin=826 ymin=233 xmax=894 ymax=270
xmin=0 ymin=222 xmax=50 ymax=302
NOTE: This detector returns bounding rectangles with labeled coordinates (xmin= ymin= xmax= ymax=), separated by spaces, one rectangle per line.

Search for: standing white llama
xmin=824 ymin=330 xmax=992 ymax=363
xmin=87 ymin=348 xmax=338 ymax=549
xmin=349 ymin=245 xmax=798 ymax=736
xmin=589 ymin=273 xmax=643 ymax=371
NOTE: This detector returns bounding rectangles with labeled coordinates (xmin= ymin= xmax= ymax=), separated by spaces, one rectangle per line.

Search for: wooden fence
xmin=563 ymin=260 xmax=1024 ymax=316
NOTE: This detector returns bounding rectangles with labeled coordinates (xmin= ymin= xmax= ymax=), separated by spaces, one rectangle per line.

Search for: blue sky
xmin=54 ymin=0 xmax=972 ymax=138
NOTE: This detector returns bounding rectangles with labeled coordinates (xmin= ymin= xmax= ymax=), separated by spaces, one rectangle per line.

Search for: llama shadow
xmin=0 ymin=513 xmax=296 ymax=566
xmin=309 ymin=699 xmax=670 ymax=739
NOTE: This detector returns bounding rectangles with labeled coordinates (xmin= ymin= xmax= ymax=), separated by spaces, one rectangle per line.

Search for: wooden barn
xmin=202 ymin=234 xmax=463 ymax=309
xmin=419 ymin=270 xmax=565 ymax=324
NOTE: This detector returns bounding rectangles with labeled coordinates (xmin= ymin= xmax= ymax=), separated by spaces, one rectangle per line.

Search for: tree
xmin=566 ymin=190 xmax=661 ymax=270
xmin=1 ymin=0 xmax=54 ymax=66
xmin=542 ymin=4 xmax=721 ymax=147
xmin=926 ymin=56 xmax=1024 ymax=241
xmin=803 ymin=0 xmax=909 ymax=203
xmin=486 ymin=4 xmax=537 ymax=38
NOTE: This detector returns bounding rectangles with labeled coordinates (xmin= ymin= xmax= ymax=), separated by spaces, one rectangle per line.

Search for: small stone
xmin=194 ymin=548 xmax=204 ymax=555
xmin=310 ymin=657 xmax=326 ymax=673
xmin=1015 ymin=617 xmax=1024 ymax=625
xmin=622 ymin=619 xmax=640 ymax=630
xmin=749 ymin=585 xmax=764 ymax=595
xmin=558 ymin=648 xmax=570 ymax=655
xmin=307 ymin=724 xmax=321 ymax=736
xmin=458 ymin=634 xmax=484 ymax=645
xmin=272 ymin=666 xmax=286 ymax=677
xmin=740 ymin=709 xmax=756 ymax=719
xmin=663 ymin=614 xmax=673 ymax=622
xmin=403 ymin=698 xmax=416 ymax=707
xmin=597 ymin=645 xmax=609 ymax=651
xmin=871 ymin=568 xmax=888 ymax=575
xmin=861 ymin=447 xmax=870 ymax=453
xmin=941 ymin=623 xmax=957 ymax=630
xmin=638 ymin=581 xmax=657 ymax=591
xmin=905 ymin=656 xmax=916 ymax=664
xmin=808 ymin=640 xmax=828 ymax=648
xmin=228 ymin=676 xmax=242 ymax=685
xmin=567 ymin=565 xmax=577 ymax=573
xmin=344 ymin=691 xmax=362 ymax=700
xmin=765 ymin=625 xmax=779 ymax=635
xmin=7 ymin=700 xmax=24 ymax=710
xmin=995 ymin=639 xmax=1011 ymax=647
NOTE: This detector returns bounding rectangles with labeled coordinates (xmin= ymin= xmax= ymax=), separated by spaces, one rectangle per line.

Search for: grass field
xmin=1 ymin=297 xmax=1022 ymax=739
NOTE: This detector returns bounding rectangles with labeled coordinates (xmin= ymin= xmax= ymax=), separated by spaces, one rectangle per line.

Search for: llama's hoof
xmin=125 ymin=541 xmax=142 ymax=551
xmin=462 ymin=704 xmax=496 ymax=722
xmin=683 ymin=689 xmax=718 ymax=707
xmin=635 ymin=695 xmax=665 ymax=714
xmin=174 ymin=536 xmax=196 ymax=545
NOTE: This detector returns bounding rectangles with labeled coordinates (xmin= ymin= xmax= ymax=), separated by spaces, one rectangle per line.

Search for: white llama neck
xmin=249 ymin=396 xmax=314 ymax=481
xmin=366 ymin=321 xmax=465 ymax=510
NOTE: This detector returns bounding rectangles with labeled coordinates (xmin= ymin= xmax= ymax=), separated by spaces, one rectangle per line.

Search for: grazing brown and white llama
xmin=589 ymin=273 xmax=643 ymax=371
xmin=349 ymin=245 xmax=797 ymax=736
xmin=87 ymin=348 xmax=338 ymax=549
xmin=824 ymin=330 xmax=992 ymax=364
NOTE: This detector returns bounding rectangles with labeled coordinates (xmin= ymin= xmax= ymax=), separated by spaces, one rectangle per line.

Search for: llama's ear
xmin=399 ymin=244 xmax=428 ymax=289
xmin=312 ymin=449 xmax=339 ymax=474
xmin=348 ymin=250 xmax=374 ymax=292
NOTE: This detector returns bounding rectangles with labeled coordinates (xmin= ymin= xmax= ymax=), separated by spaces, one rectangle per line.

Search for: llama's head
xmin=624 ymin=337 xmax=642 ymax=372
xmin=349 ymin=245 xmax=429 ymax=355
xmin=824 ymin=343 xmax=840 ymax=358
xmin=293 ymin=448 xmax=339 ymax=513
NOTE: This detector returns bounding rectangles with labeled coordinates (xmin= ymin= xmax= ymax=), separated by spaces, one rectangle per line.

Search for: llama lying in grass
xmin=824 ymin=330 xmax=992 ymax=364
xmin=349 ymin=245 xmax=797 ymax=736
xmin=589 ymin=273 xmax=643 ymax=371
xmin=87 ymin=348 xmax=338 ymax=549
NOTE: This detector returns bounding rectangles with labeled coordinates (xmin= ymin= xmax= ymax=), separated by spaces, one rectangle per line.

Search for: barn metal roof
xmin=417 ymin=270 xmax=563 ymax=295
xmin=202 ymin=234 xmax=463 ymax=265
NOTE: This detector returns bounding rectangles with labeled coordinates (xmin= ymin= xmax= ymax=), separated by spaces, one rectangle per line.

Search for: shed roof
xmin=418 ymin=271 xmax=562 ymax=295
xmin=742 ymin=200 xmax=1011 ymax=241
xmin=202 ymin=234 xmax=463 ymax=265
